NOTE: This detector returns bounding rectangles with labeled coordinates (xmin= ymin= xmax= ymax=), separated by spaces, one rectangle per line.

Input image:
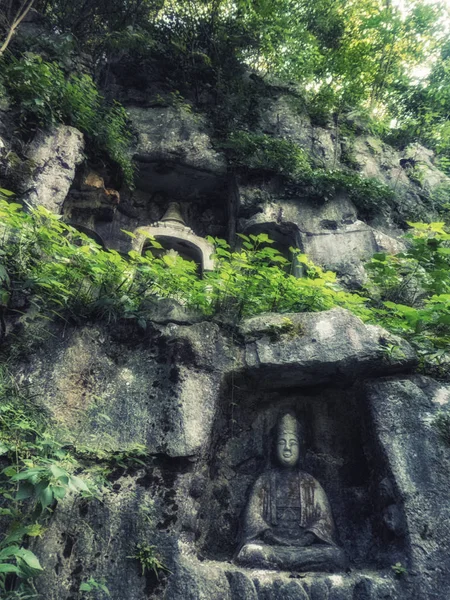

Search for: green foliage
xmin=35 ymin=0 xmax=162 ymax=58
xmin=73 ymin=443 xmax=149 ymax=470
xmin=0 ymin=201 xmax=369 ymax=327
xmin=128 ymin=543 xmax=169 ymax=579
xmin=0 ymin=371 xmax=53 ymax=591
xmin=221 ymin=130 xmax=393 ymax=217
xmin=391 ymin=562 xmax=408 ymax=577
xmin=298 ymin=169 xmax=395 ymax=217
xmin=0 ymin=54 xmax=133 ymax=186
xmin=25 ymin=0 xmax=450 ymax=162
xmin=364 ymin=221 xmax=450 ymax=377
xmin=223 ymin=131 xmax=311 ymax=179
xmin=80 ymin=577 xmax=110 ymax=597
xmin=9 ymin=462 xmax=91 ymax=514
xmin=267 ymin=317 xmax=303 ymax=342
xmin=0 ymin=364 xmax=104 ymax=594
xmin=6 ymin=198 xmax=450 ymax=377
xmin=0 ymin=544 xmax=43 ymax=592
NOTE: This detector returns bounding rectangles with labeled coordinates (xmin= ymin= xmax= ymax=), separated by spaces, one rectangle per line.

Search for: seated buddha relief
xmin=235 ymin=412 xmax=347 ymax=572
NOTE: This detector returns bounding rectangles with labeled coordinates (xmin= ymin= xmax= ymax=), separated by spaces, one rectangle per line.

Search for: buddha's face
xmin=276 ymin=430 xmax=300 ymax=468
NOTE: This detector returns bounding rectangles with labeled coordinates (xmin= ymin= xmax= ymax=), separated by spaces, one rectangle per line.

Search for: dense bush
xmin=364 ymin=221 xmax=450 ymax=376
xmin=221 ymin=131 xmax=394 ymax=217
xmin=223 ymin=131 xmax=311 ymax=179
xmin=299 ymin=169 xmax=396 ymax=218
xmin=0 ymin=364 xmax=97 ymax=595
xmin=0 ymin=54 xmax=134 ymax=186
xmin=0 ymin=338 xmax=149 ymax=595
xmin=0 ymin=200 xmax=368 ymax=329
xmin=3 ymin=198 xmax=450 ymax=376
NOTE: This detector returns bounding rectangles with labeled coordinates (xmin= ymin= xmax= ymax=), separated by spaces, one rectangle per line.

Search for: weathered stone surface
xmin=365 ymin=376 xmax=450 ymax=599
xmin=237 ymin=184 xmax=405 ymax=285
xmin=21 ymin=125 xmax=85 ymax=213
xmin=165 ymin=555 xmax=232 ymax=600
xmin=226 ymin=570 xmax=259 ymax=600
xmin=161 ymin=556 xmax=400 ymax=600
xmin=129 ymin=106 xmax=228 ymax=203
xmin=259 ymin=94 xmax=336 ymax=168
xmin=130 ymin=106 xmax=225 ymax=172
xmin=18 ymin=320 xmax=232 ymax=457
xmin=239 ymin=308 xmax=416 ymax=388
xmin=275 ymin=580 xmax=310 ymax=600
xmin=63 ymin=169 xmax=120 ymax=237
xmin=8 ymin=309 xmax=450 ymax=600
xmin=32 ymin=465 xmax=183 ymax=600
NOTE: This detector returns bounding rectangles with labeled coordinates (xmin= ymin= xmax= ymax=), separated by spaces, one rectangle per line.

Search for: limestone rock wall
xmin=2 ymin=79 xmax=449 ymax=286
xmin=2 ymin=67 xmax=450 ymax=600
xmin=4 ymin=308 xmax=448 ymax=600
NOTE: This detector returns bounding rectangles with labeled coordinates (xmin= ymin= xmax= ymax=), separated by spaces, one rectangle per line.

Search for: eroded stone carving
xmin=236 ymin=412 xmax=347 ymax=572
xmin=132 ymin=202 xmax=215 ymax=272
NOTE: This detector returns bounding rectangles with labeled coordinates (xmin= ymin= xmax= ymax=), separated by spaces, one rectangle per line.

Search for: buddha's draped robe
xmin=241 ymin=470 xmax=337 ymax=547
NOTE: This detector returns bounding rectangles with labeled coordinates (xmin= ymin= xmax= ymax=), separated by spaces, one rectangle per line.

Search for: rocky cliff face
xmin=2 ymin=77 xmax=448 ymax=286
xmin=2 ymin=62 xmax=450 ymax=600
xmin=8 ymin=308 xmax=450 ymax=600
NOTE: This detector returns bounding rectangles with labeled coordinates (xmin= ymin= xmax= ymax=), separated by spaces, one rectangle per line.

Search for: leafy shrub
xmin=364 ymin=221 xmax=450 ymax=377
xmin=128 ymin=543 xmax=169 ymax=579
xmin=222 ymin=130 xmax=393 ymax=217
xmin=391 ymin=562 xmax=408 ymax=577
xmin=80 ymin=577 xmax=110 ymax=597
xmin=223 ymin=131 xmax=311 ymax=179
xmin=0 ymin=362 xmax=147 ymax=594
xmin=1 ymin=54 xmax=133 ymax=186
xmin=298 ymin=169 xmax=395 ymax=218
xmin=0 ymin=201 xmax=370 ymax=327
xmin=0 ymin=365 xmax=97 ymax=594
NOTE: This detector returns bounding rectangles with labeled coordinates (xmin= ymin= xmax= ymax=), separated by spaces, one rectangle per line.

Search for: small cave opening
xmin=240 ymin=221 xmax=303 ymax=277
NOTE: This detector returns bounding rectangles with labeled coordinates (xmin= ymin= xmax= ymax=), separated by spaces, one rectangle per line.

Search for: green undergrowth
xmin=364 ymin=221 xmax=450 ymax=377
xmin=0 ymin=361 xmax=151 ymax=596
xmin=222 ymin=130 xmax=395 ymax=218
xmin=0 ymin=54 xmax=134 ymax=187
xmin=127 ymin=542 xmax=170 ymax=579
xmin=2 ymin=200 xmax=450 ymax=591
xmin=2 ymin=198 xmax=450 ymax=375
xmin=0 ymin=365 xmax=90 ymax=596
xmin=223 ymin=131 xmax=311 ymax=179
xmin=0 ymin=199 xmax=369 ymax=328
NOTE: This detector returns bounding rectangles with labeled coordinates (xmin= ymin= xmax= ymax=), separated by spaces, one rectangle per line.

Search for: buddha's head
xmin=276 ymin=412 xmax=300 ymax=468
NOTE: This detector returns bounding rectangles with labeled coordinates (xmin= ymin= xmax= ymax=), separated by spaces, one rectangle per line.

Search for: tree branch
xmin=0 ymin=0 xmax=35 ymax=56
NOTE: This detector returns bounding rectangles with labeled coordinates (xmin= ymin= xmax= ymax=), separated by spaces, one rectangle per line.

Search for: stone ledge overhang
xmin=238 ymin=307 xmax=416 ymax=389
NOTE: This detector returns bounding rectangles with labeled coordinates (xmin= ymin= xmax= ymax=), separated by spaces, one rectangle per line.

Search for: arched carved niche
xmin=132 ymin=202 xmax=215 ymax=273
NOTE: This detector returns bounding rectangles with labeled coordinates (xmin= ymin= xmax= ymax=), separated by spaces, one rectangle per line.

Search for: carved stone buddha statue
xmin=235 ymin=412 xmax=347 ymax=572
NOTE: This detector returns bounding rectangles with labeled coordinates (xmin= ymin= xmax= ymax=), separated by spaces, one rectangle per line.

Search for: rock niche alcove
xmin=200 ymin=382 xmax=409 ymax=569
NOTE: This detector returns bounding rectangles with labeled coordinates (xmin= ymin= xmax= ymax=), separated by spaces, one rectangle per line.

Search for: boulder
xmin=239 ymin=308 xmax=416 ymax=388
xmin=20 ymin=125 xmax=84 ymax=213
xmin=129 ymin=106 xmax=228 ymax=203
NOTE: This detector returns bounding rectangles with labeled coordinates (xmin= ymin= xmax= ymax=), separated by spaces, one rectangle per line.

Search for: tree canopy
xmin=0 ymin=1 xmax=433 ymax=155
